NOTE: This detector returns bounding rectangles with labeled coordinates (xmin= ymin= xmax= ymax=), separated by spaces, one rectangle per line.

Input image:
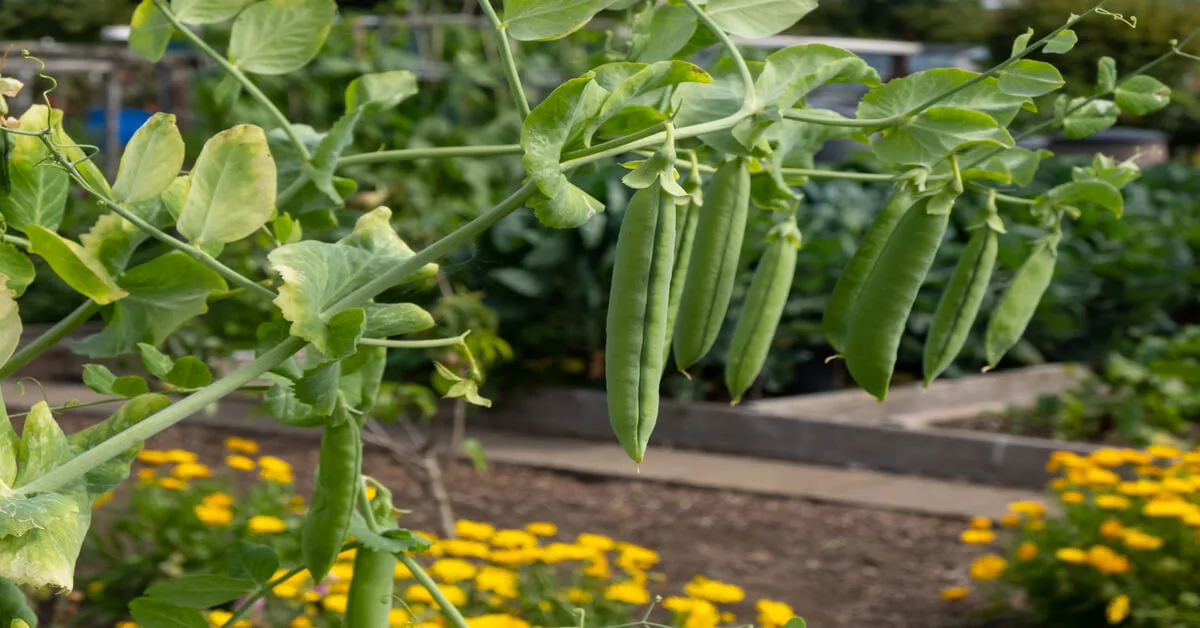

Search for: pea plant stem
xmin=779 ymin=167 xmax=901 ymax=182
xmin=151 ymin=0 xmax=312 ymax=162
xmin=400 ymin=553 xmax=471 ymax=628
xmin=679 ymin=0 xmax=757 ymax=111
xmin=0 ymin=300 xmax=101 ymax=380
xmin=220 ymin=562 xmax=311 ymax=628
xmin=474 ymin=0 xmax=531 ymax=118
xmin=782 ymin=109 xmax=900 ymax=127
xmin=0 ymin=232 xmax=30 ymax=249
xmin=338 ymin=144 xmax=523 ymax=167
xmin=8 ymin=397 xmax=126 ymax=419
xmin=359 ymin=334 xmax=468 ymax=349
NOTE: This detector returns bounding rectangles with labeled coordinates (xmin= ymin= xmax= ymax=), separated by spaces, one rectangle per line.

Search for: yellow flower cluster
xmin=258 ymin=455 xmax=294 ymax=484
xmin=194 ymin=492 xmax=234 ymax=526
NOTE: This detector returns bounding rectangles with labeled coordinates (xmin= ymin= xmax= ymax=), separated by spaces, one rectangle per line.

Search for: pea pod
xmin=0 ymin=133 xmax=12 ymax=197
xmin=663 ymin=197 xmax=700 ymax=366
xmin=673 ymin=160 xmax=751 ymax=371
xmin=301 ymin=412 xmax=362 ymax=582
xmin=725 ymin=221 xmax=800 ymax=404
xmin=344 ymin=544 xmax=398 ymax=627
xmin=822 ymin=184 xmax=916 ymax=354
xmin=923 ymin=225 xmax=998 ymax=386
xmin=606 ymin=180 xmax=676 ymax=463
xmin=0 ymin=579 xmax=35 ymax=628
xmin=985 ymin=232 xmax=1060 ymax=368
xmin=844 ymin=195 xmax=949 ymax=401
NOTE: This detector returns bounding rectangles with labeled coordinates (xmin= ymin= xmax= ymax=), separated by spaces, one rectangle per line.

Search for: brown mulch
xmin=62 ymin=416 xmax=1024 ymax=628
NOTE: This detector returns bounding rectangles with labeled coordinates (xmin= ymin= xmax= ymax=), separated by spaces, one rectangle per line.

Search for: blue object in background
xmin=84 ymin=107 xmax=155 ymax=147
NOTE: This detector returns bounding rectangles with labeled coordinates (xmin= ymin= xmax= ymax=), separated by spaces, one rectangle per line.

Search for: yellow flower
xmin=137 ymin=468 xmax=156 ymax=482
xmin=959 ymin=529 xmax=995 ymax=545
xmin=1000 ymin=514 xmax=1021 ymax=528
xmin=117 ymin=622 xmax=138 ymax=628
xmin=172 ymin=462 xmax=211 ymax=480
xmin=1088 ymin=545 xmax=1130 ymax=575
xmin=248 ymin=515 xmax=287 ymax=534
xmin=1123 ymin=529 xmax=1164 ymax=551
xmin=1090 ymin=448 xmax=1126 ymax=467
xmin=1143 ymin=498 xmax=1193 ymax=517
xmin=721 ymin=612 xmax=736 ymax=624
xmin=323 ymin=593 xmax=348 ymax=613
xmin=1147 ymin=444 xmax=1182 ymax=460
xmin=1096 ymin=495 xmax=1130 ymax=510
xmin=158 ymin=478 xmax=187 ymax=491
xmin=389 ymin=609 xmax=411 ymax=627
xmin=541 ymin=543 xmax=597 ymax=564
xmin=456 ymin=519 xmax=496 ymax=541
xmin=673 ymin=598 xmax=721 ymax=628
xmin=431 ymin=558 xmax=478 ymax=583
xmin=492 ymin=529 xmax=538 ymax=548
xmin=1086 ymin=467 xmax=1121 ymax=485
xmin=604 ymin=581 xmax=650 ymax=605
xmin=616 ymin=543 xmax=659 ymax=571
xmin=464 ymin=614 xmax=531 ymax=628
xmin=489 ymin=547 xmax=541 ymax=565
xmin=940 ymin=587 xmax=969 ymax=601
xmin=337 ymin=547 xmax=357 ymax=562
xmin=327 ymin=580 xmax=350 ymax=595
xmin=302 ymin=591 xmax=321 ymax=603
xmin=755 ymin=599 xmax=795 ymax=628
xmin=565 ymin=587 xmax=593 ymax=604
xmin=290 ymin=616 xmax=313 ymax=628
xmin=577 ymin=533 xmax=615 ymax=551
xmin=202 ymin=492 xmax=233 ymax=508
xmin=1027 ymin=519 xmax=1046 ymax=531
xmin=1100 ymin=519 xmax=1124 ymax=539
xmin=1136 ymin=465 xmax=1164 ymax=477
xmin=526 ymin=522 xmax=557 ymax=536
xmin=260 ymin=464 xmax=295 ymax=484
xmin=404 ymin=583 xmax=466 ymax=607
xmin=137 ymin=449 xmax=170 ymax=465
xmin=439 ymin=539 xmax=491 ymax=559
xmin=364 ymin=485 xmax=378 ymax=501
xmin=1107 ymin=594 xmax=1130 ymax=624
xmin=967 ymin=516 xmax=991 ymax=529
xmin=684 ymin=576 xmax=745 ymax=604
xmin=395 ymin=562 xmax=414 ymax=579
xmin=226 ymin=455 xmax=255 ymax=471
xmin=208 ymin=610 xmax=232 ymax=626
xmin=225 ymin=437 xmax=260 ymax=454
xmin=476 ymin=565 xmax=519 ymax=598
xmin=1050 ymin=478 xmax=1069 ymax=491
xmin=166 ymin=449 xmax=198 ymax=464
xmin=583 ymin=555 xmax=610 ymax=579
xmin=92 ymin=492 xmax=114 ymax=508
xmin=258 ymin=455 xmax=292 ymax=472
xmin=1061 ymin=491 xmax=1085 ymax=504
xmin=330 ymin=562 xmax=355 ymax=581
xmin=1016 ymin=542 xmax=1038 ymax=561
xmin=194 ymin=505 xmax=233 ymax=526
xmin=1117 ymin=480 xmax=1160 ymax=496
xmin=1162 ymin=477 xmax=1194 ymax=494
xmin=1008 ymin=501 xmax=1045 ymax=518
xmin=1123 ymin=449 xmax=1152 ymax=465
xmin=1056 ymin=548 xmax=1088 ymax=564
xmin=969 ymin=555 xmax=1007 ymax=581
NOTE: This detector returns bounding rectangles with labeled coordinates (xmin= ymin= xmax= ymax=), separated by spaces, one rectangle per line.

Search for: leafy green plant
xmin=0 ymin=0 xmax=1193 ymax=626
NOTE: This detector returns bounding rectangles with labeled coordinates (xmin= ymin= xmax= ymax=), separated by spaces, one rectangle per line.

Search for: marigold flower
xmin=226 ymin=455 xmax=255 ymax=471
xmin=1000 ymin=514 xmax=1021 ymax=528
xmin=1123 ymin=529 xmax=1164 ymax=551
xmin=960 ymin=529 xmax=995 ymax=545
xmin=224 ymin=437 xmax=260 ymax=454
xmin=1056 ymin=548 xmax=1088 ymax=564
xmin=489 ymin=548 xmax=541 ymax=565
xmin=526 ymin=522 xmax=557 ymax=536
xmin=1096 ymin=495 xmax=1130 ymax=510
xmin=1049 ymin=478 xmax=1069 ymax=491
xmin=395 ymin=562 xmax=413 ymax=579
xmin=583 ymin=555 xmax=610 ymax=579
xmin=258 ymin=455 xmax=292 ymax=474
xmin=1047 ymin=451 xmax=1086 ymax=472
xmin=1162 ymin=477 xmax=1194 ymax=494
xmin=1143 ymin=498 xmax=1193 ymax=518
xmin=248 ymin=515 xmax=287 ymax=534
xmin=194 ymin=505 xmax=233 ymax=526
xmin=1147 ymin=444 xmax=1182 ymax=460
xmin=158 ymin=477 xmax=186 ymax=491
xmin=431 ymin=558 xmax=477 ymax=583
xmin=576 ymin=533 xmax=615 ymax=551
xmin=1107 ymin=594 xmax=1130 ymax=624
xmin=1117 ymin=480 xmax=1160 ymax=496
xmin=604 ymin=581 xmax=650 ymax=605
xmin=1136 ymin=465 xmax=1164 ymax=477
xmin=1016 ymin=542 xmax=1038 ymax=561
xmin=967 ymin=516 xmax=991 ymax=529
xmin=172 ymin=462 xmax=211 ymax=480
xmin=1061 ymin=491 xmax=1085 ymax=504
xmin=1100 ymin=519 xmax=1124 ymax=539
xmin=1007 ymin=501 xmax=1045 ymax=517
xmin=290 ymin=616 xmax=313 ymax=628
xmin=940 ymin=587 xmax=969 ymax=601
xmin=438 ymin=539 xmax=491 ymax=560
xmin=330 ymin=562 xmax=355 ymax=581
xmin=755 ymin=599 xmax=795 ymax=628
xmin=404 ymin=583 xmax=466 ymax=607
xmin=969 ymin=555 xmax=1007 ymax=580
xmin=1090 ymin=448 xmax=1126 ymax=467
xmin=456 ymin=519 xmax=496 ymax=541
xmin=541 ymin=542 xmax=596 ymax=564
xmin=365 ymin=485 xmax=378 ymax=501
xmin=388 ymin=609 xmax=410 ymax=627
xmin=202 ymin=492 xmax=233 ymax=508
xmin=165 ymin=449 xmax=197 ymax=464
xmin=492 ymin=529 xmax=538 ymax=548
xmin=476 ymin=565 xmax=518 ymax=598
xmin=260 ymin=466 xmax=294 ymax=484
xmin=116 ymin=622 xmax=137 ymax=628
xmin=137 ymin=468 xmax=156 ymax=482
xmin=1087 ymin=467 xmax=1121 ymax=485
xmin=464 ymin=614 xmax=531 ymax=628
xmin=684 ymin=576 xmax=745 ymax=603
xmin=616 ymin=543 xmax=659 ymax=571
xmin=323 ymin=593 xmax=348 ymax=613
xmin=1088 ymin=545 xmax=1130 ymax=574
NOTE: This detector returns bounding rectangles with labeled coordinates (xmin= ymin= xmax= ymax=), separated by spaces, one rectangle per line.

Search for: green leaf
xmin=112 ymin=113 xmax=185 ymax=204
xmin=1061 ymin=98 xmax=1119 ymax=139
xmin=336 ymin=345 xmax=386 ymax=412
xmin=501 ymin=0 xmax=616 ymax=41
xmin=445 ymin=378 xmax=492 ymax=408
xmin=0 ymin=483 xmax=89 ymax=591
xmin=0 ymin=405 xmax=17 ymax=489
xmin=145 ymin=575 xmax=256 ymax=608
xmin=706 ymin=0 xmax=818 ymax=37
xmin=228 ymin=541 xmax=279 ymax=585
xmin=0 ymin=107 xmax=69 ymax=232
xmin=1096 ymin=57 xmax=1117 ymax=94
xmin=272 ymin=214 xmax=302 ymax=244
xmin=82 ymin=364 xmax=119 ymax=395
xmin=129 ymin=0 xmax=174 ymax=63
xmin=129 ymin=598 xmax=209 ymax=628
xmin=68 ymin=394 xmax=171 ymax=499
xmin=960 ymin=146 xmax=1049 ymax=186
xmin=348 ymin=513 xmax=431 ymax=554
xmin=1010 ymin=28 xmax=1033 ymax=57
xmin=161 ymin=175 xmax=189 ymax=221
xmin=50 ymin=115 xmax=111 ymax=198
xmin=757 ymin=44 xmax=880 ymax=112
xmin=137 ymin=343 xmax=174 ymax=379
xmin=269 ymin=207 xmax=436 ymax=355
xmin=672 ymin=60 xmax=763 ymax=155
xmin=262 ymin=374 xmax=322 ymax=427
xmin=0 ymin=491 xmax=74 ymax=539
xmin=311 ymin=109 xmax=363 ymax=206
xmin=997 ymin=60 xmax=1064 ymax=98
xmin=112 ymin=376 xmax=150 ymax=398
xmin=166 ymin=357 xmax=212 ymax=389
xmin=858 ymin=68 xmax=1029 ymax=126
xmin=0 ymin=243 xmax=34 ymax=298
xmin=73 ymin=252 xmax=227 ymax=358
xmin=0 ymin=289 xmax=18 ymax=373
xmin=26 ymin=226 xmax=128 ymax=305
xmin=783 ymin=618 xmax=807 ymax=628
xmin=15 ymin=403 xmax=70 ymax=490
xmin=584 ymin=60 xmax=711 ymax=144
xmin=1114 ymin=75 xmax=1171 ymax=115
xmin=345 ymin=71 xmax=418 ymax=112
xmin=870 ymin=106 xmax=1013 ymax=166
xmin=177 ymin=125 xmax=276 ymax=254
xmin=1044 ymin=179 xmax=1124 ymax=217
xmin=325 ymin=308 xmax=365 ymax=362
xmin=80 ymin=196 xmax=175 ymax=277
xmin=294 ymin=361 xmax=339 ymax=415
xmin=363 ymin=303 xmax=434 ymax=338
xmin=171 ymin=0 xmax=250 ymax=24
xmin=629 ymin=4 xmax=696 ymax=63
xmin=1073 ymin=153 xmax=1140 ymax=189
xmin=1044 ymin=29 xmax=1078 ymax=54
xmin=229 ymin=0 xmax=336 ymax=75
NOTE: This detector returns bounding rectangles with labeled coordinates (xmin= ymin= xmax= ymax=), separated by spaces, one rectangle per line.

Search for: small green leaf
xmin=1010 ymin=28 xmax=1033 ymax=57
xmin=363 ymin=303 xmax=434 ymax=338
xmin=311 ymin=109 xmax=363 ymax=205
xmin=0 ymin=243 xmax=34 ymax=298
xmin=111 ymin=375 xmax=150 ymax=398
xmin=171 ymin=0 xmax=251 ymax=24
xmin=137 ymin=343 xmax=175 ymax=379
xmin=112 ymin=113 xmax=185 ymax=204
xmin=262 ymin=375 xmax=322 ymax=428
xmin=1044 ymin=29 xmax=1078 ymax=54
xmin=82 ymin=364 xmax=118 ymax=395
xmin=145 ymin=575 xmax=256 ymax=608
xmin=961 ymin=146 xmax=1049 ymax=186
xmin=325 ymin=308 xmax=365 ymax=362
xmin=336 ymin=346 xmax=386 ymax=413
xmin=461 ymin=437 xmax=488 ymax=471
xmin=129 ymin=597 xmax=209 ymax=628
xmin=0 ymin=107 xmax=69 ymax=233
xmin=870 ymin=106 xmax=1013 ymax=166
xmin=161 ymin=175 xmax=189 ymax=221
xmin=294 ymin=362 xmax=339 ymax=415
xmin=229 ymin=0 xmax=336 ymax=75
xmin=1061 ymin=98 xmax=1119 ymax=139
xmin=757 ymin=44 xmax=880 ymax=112
xmin=165 ymin=357 xmax=212 ymax=389
xmin=1114 ymin=75 xmax=1171 ymax=115
xmin=1044 ymin=179 xmax=1124 ymax=217
xmin=178 ymin=125 xmax=276 ymax=253
xmin=628 ymin=4 xmax=696 ymax=63
xmin=81 ymin=197 xmax=175 ymax=277
xmin=501 ymin=0 xmax=616 ymax=41
xmin=228 ymin=541 xmax=279 ymax=585
xmin=672 ymin=60 xmax=757 ymax=155
xmin=272 ymin=214 xmax=302 ymax=244
xmin=584 ymin=60 xmax=711 ymax=144
xmin=1096 ymin=57 xmax=1117 ymax=94
xmin=997 ymin=60 xmax=1064 ymax=98
xmin=26 ymin=226 xmax=128 ymax=305
xmin=783 ymin=618 xmax=807 ymax=628
xmin=345 ymin=71 xmax=418 ymax=112
xmin=129 ymin=0 xmax=174 ymax=62
xmin=706 ymin=0 xmax=818 ymax=37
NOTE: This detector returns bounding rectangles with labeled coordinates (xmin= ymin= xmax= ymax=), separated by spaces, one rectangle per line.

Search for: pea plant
xmin=0 ymin=0 xmax=1194 ymax=625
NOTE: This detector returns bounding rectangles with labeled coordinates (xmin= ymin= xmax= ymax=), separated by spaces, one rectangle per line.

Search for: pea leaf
xmin=0 ymin=243 xmax=35 ymax=298
xmin=363 ymin=303 xmax=435 ymax=338
xmin=706 ymin=0 xmax=818 ymax=37
xmin=997 ymin=60 xmax=1064 ymax=98
xmin=67 ymin=394 xmax=172 ymax=499
xmin=583 ymin=60 xmax=711 ymax=144
xmin=262 ymin=374 xmax=323 ymax=428
xmin=501 ymin=0 xmax=616 ymax=41
xmin=228 ymin=541 xmax=279 ymax=585
xmin=229 ymin=0 xmax=336 ymax=75
xmin=1073 ymin=153 xmax=1140 ymax=189
xmin=345 ymin=71 xmax=419 ymax=112
xmin=269 ymin=208 xmax=436 ymax=355
xmin=757 ymin=44 xmax=880 ymax=112
xmin=1114 ymin=75 xmax=1171 ymax=115
xmin=1060 ymin=97 xmax=1119 ymax=139
xmin=113 ymin=376 xmax=150 ymax=398
xmin=129 ymin=598 xmax=209 ymax=628
xmin=112 ymin=113 xmax=185 ymax=204
xmin=0 ymin=287 xmax=18 ymax=371
xmin=145 ymin=575 xmax=256 ymax=608
xmin=1096 ymin=57 xmax=1117 ymax=94
xmin=311 ymin=109 xmax=363 ymax=206
xmin=129 ymin=0 xmax=174 ymax=63
xmin=860 ymin=68 xmax=1031 ymax=126
xmin=0 ymin=492 xmax=74 ymax=539
xmin=73 ymin=252 xmax=227 ymax=358
xmin=348 ymin=513 xmax=432 ymax=554
xmin=1044 ymin=29 xmax=1078 ymax=54
xmin=1010 ymin=28 xmax=1033 ymax=57
xmin=26 ymin=225 xmax=128 ymax=305
xmin=170 ymin=0 xmax=251 ymax=24
xmin=628 ymin=4 xmax=696 ymax=63
xmin=177 ymin=125 xmax=276 ymax=254
xmin=1043 ymin=179 xmax=1124 ymax=217
xmin=82 ymin=364 xmax=120 ymax=395
xmin=81 ymin=196 xmax=175 ymax=276
xmin=672 ymin=60 xmax=759 ymax=155
xmin=960 ymin=146 xmax=1050 ymax=186
xmin=137 ymin=343 xmax=174 ymax=379
xmin=166 ymin=358 xmax=212 ymax=389
xmin=0 ymin=107 xmax=69 ymax=232
xmin=333 ymin=345 xmax=387 ymax=413
xmin=870 ymin=106 xmax=1013 ymax=166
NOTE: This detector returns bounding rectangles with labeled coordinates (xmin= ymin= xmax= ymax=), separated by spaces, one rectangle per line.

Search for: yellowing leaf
xmin=130 ymin=0 xmax=174 ymax=62
xmin=26 ymin=225 xmax=128 ymax=305
xmin=229 ymin=0 xmax=337 ymax=75
xmin=177 ymin=125 xmax=276 ymax=253
xmin=0 ymin=107 xmax=69 ymax=232
xmin=170 ymin=0 xmax=251 ymax=24
xmin=112 ymin=113 xmax=185 ymax=204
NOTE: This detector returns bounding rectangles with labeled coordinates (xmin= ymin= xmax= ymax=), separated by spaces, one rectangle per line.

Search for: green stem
xmin=783 ymin=109 xmax=901 ymax=128
xmin=0 ymin=127 xmax=51 ymax=138
xmin=679 ymin=0 xmax=757 ymax=111
xmin=360 ymin=334 xmax=468 ymax=349
xmin=399 ymin=553 xmax=470 ymax=628
xmin=338 ymin=144 xmax=523 ymax=167
xmin=220 ymin=561 xmax=311 ymax=628
xmin=474 ymin=0 xmax=531 ymax=118
xmin=0 ymin=233 xmax=30 ymax=249
xmin=779 ymin=167 xmax=901 ymax=182
xmin=276 ymin=176 xmax=309 ymax=209
xmin=9 ymin=397 xmax=126 ymax=418
xmin=0 ymin=300 xmax=101 ymax=379
xmin=562 ymin=123 xmax=668 ymax=163
xmin=993 ymin=191 xmax=1036 ymax=206
xmin=152 ymin=0 xmax=311 ymax=161
xmin=14 ymin=336 xmax=306 ymax=496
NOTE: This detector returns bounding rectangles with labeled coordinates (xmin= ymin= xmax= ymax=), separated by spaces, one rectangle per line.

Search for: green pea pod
xmin=985 ymin=232 xmax=1059 ymax=368
xmin=344 ymin=546 xmax=398 ymax=627
xmin=606 ymin=181 xmax=676 ymax=463
xmin=673 ymin=159 xmax=751 ymax=371
xmin=663 ymin=198 xmax=699 ymax=366
xmin=0 ymin=133 xmax=12 ymax=197
xmin=923 ymin=225 xmax=998 ymax=386
xmin=822 ymin=184 xmax=916 ymax=354
xmin=725 ymin=222 xmax=800 ymax=404
xmin=301 ymin=414 xmax=362 ymax=582
xmin=0 ymin=579 xmax=36 ymax=628
xmin=844 ymin=196 xmax=949 ymax=401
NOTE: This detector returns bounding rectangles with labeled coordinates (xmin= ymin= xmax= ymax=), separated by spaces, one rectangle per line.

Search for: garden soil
xmin=68 ymin=417 xmax=1020 ymax=628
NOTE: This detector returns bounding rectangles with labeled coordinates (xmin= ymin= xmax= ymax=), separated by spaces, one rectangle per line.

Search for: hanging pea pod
xmin=923 ymin=220 xmax=999 ymax=386
xmin=822 ymin=183 xmax=916 ymax=354
xmin=673 ymin=158 xmax=751 ymax=372
xmin=985 ymin=229 xmax=1061 ymax=369
xmin=844 ymin=191 xmax=952 ymax=401
xmin=662 ymin=167 xmax=703 ymax=366
xmin=725 ymin=219 xmax=801 ymax=405
xmin=301 ymin=402 xmax=362 ymax=582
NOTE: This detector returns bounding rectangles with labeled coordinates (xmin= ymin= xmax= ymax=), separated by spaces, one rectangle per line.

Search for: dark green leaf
xmin=1096 ymin=57 xmax=1117 ymax=94
xmin=311 ymin=109 xmax=363 ymax=206
xmin=363 ymin=303 xmax=434 ymax=338
xmin=165 ymin=357 xmax=212 ymax=389
xmin=1061 ymin=98 xmax=1119 ymax=139
xmin=145 ymin=575 xmax=256 ymax=608
xmin=584 ymin=60 xmax=711 ymax=144
xmin=129 ymin=597 xmax=209 ymax=628
xmin=112 ymin=376 xmax=150 ymax=398
xmin=137 ymin=343 xmax=175 ymax=379
xmin=1 ymin=108 xmax=69 ymax=232
xmin=628 ymin=4 xmax=695 ymax=63
xmin=82 ymin=364 xmax=118 ymax=395
xmin=1044 ymin=179 xmax=1124 ymax=217
xmin=0 ymin=242 xmax=35 ymax=297
xmin=858 ymin=68 xmax=1030 ymax=126
xmin=228 ymin=541 xmax=279 ymax=585
xmin=489 ymin=268 xmax=544 ymax=298
xmin=870 ymin=106 xmax=1013 ymax=166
